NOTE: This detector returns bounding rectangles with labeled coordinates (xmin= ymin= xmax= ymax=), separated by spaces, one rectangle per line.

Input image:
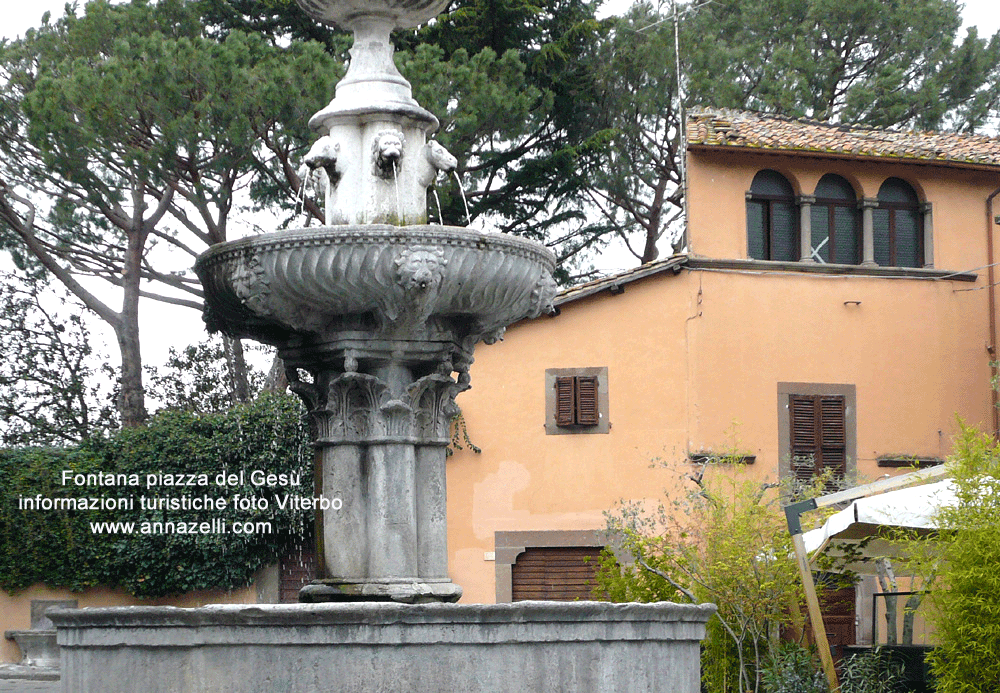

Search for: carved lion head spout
xmin=395 ymin=247 xmax=447 ymax=292
xmin=373 ymin=130 xmax=405 ymax=178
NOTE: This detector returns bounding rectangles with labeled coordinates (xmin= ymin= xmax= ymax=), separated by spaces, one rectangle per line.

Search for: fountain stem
xmin=335 ymin=19 xmax=413 ymax=105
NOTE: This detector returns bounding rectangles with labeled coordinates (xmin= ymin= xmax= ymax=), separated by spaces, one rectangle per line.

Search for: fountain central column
xmin=286 ymin=342 xmax=468 ymax=603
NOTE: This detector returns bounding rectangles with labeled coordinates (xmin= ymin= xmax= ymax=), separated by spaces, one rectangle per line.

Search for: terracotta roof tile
xmin=687 ymin=108 xmax=1000 ymax=168
xmin=554 ymin=255 xmax=686 ymax=306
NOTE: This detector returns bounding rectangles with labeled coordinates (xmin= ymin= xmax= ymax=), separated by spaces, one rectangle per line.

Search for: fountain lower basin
xmin=195 ymin=224 xmax=556 ymax=348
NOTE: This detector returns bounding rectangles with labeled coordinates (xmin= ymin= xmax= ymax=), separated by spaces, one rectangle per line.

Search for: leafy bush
xmin=596 ymin=462 xmax=809 ymax=693
xmin=760 ymin=642 xmax=826 ymax=693
xmin=916 ymin=426 xmax=1000 ymax=692
xmin=840 ymin=647 xmax=904 ymax=693
xmin=0 ymin=393 xmax=311 ymax=596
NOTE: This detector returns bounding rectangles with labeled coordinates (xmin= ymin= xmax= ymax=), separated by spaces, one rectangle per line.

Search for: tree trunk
xmin=876 ymin=559 xmax=898 ymax=645
xmin=224 ymin=335 xmax=252 ymax=403
xmin=117 ymin=228 xmax=147 ymax=427
xmin=902 ymin=593 xmax=922 ymax=645
xmin=263 ymin=353 xmax=289 ymax=395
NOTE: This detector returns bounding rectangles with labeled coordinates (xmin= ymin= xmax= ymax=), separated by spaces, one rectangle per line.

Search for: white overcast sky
xmin=5 ymin=0 xmax=1000 ymax=41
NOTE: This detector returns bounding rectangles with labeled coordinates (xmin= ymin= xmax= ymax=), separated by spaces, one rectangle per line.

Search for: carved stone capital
xmin=307 ymin=366 xmax=469 ymax=446
xmin=409 ymin=373 xmax=471 ymax=442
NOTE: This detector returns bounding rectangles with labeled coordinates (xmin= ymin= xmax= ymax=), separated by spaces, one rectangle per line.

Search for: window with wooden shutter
xmin=554 ymin=375 xmax=600 ymax=428
xmin=789 ymin=394 xmax=847 ymax=485
xmin=545 ymin=368 xmax=609 ymax=435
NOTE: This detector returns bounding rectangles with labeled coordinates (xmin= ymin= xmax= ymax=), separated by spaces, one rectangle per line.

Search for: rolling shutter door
xmin=511 ymin=546 xmax=603 ymax=601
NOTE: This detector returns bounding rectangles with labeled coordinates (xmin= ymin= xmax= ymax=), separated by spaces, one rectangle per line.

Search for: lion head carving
xmin=395 ymin=247 xmax=447 ymax=292
xmin=373 ymin=130 xmax=405 ymax=178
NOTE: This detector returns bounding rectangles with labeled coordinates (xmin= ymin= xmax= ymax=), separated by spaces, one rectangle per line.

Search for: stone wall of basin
xmin=51 ymin=601 xmax=715 ymax=693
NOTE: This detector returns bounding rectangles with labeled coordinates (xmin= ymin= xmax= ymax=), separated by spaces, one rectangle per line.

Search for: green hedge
xmin=0 ymin=393 xmax=312 ymax=597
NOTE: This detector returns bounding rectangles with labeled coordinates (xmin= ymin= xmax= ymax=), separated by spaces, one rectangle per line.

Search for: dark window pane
xmin=878 ymin=177 xmax=919 ymax=204
xmin=771 ymin=201 xmax=798 ymax=262
xmin=811 ymin=205 xmax=830 ymax=263
xmin=747 ymin=201 xmax=766 ymax=259
xmin=895 ymin=209 xmax=922 ymax=267
xmin=833 ymin=206 xmax=859 ymax=264
xmin=815 ymin=174 xmax=855 ymax=201
xmin=750 ymin=170 xmax=795 ymax=197
xmin=873 ymin=209 xmax=891 ymax=266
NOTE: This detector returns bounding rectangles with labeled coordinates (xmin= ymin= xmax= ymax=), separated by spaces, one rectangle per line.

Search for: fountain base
xmin=50 ymin=602 xmax=714 ymax=692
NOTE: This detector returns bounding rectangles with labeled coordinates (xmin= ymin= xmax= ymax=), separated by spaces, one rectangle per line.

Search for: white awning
xmin=801 ymin=479 xmax=956 ymax=575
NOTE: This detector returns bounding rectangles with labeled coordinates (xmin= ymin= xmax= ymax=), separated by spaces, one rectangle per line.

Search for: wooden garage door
xmin=511 ymin=546 xmax=603 ymax=601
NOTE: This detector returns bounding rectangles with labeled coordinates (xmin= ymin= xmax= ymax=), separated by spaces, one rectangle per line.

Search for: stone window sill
xmin=685 ymin=257 xmax=977 ymax=282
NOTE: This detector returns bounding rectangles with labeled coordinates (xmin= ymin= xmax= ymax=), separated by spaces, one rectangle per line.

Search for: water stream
xmin=392 ymin=161 xmax=402 ymax=224
xmin=432 ymin=188 xmax=444 ymax=226
xmin=452 ymin=170 xmax=472 ymax=226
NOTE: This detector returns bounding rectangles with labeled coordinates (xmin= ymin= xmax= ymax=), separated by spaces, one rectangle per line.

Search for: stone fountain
xmin=195 ymin=0 xmax=556 ymax=604
xmin=47 ymin=1 xmax=714 ymax=689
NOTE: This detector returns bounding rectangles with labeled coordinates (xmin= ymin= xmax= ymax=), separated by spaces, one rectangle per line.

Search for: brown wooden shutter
xmin=575 ymin=376 xmax=599 ymax=426
xmin=819 ymin=583 xmax=857 ymax=652
xmin=820 ymin=395 xmax=847 ymax=479
xmin=554 ymin=376 xmax=576 ymax=426
xmin=789 ymin=394 xmax=847 ymax=483
xmin=511 ymin=546 xmax=603 ymax=601
xmin=790 ymin=394 xmax=820 ymax=481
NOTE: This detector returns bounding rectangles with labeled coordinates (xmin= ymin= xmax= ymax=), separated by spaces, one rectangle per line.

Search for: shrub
xmin=596 ymin=462 xmax=808 ymax=693
xmin=840 ymin=647 xmax=904 ymax=693
xmin=760 ymin=642 xmax=826 ymax=693
xmin=918 ymin=427 xmax=1000 ymax=692
xmin=0 ymin=393 xmax=311 ymax=596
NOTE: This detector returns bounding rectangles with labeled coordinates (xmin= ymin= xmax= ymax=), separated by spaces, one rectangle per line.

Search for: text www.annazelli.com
xmin=88 ymin=519 xmax=272 ymax=535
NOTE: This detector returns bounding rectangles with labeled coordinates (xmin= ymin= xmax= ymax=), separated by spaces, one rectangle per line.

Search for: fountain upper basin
xmin=195 ymin=225 xmax=557 ymax=349
xmin=293 ymin=0 xmax=451 ymax=29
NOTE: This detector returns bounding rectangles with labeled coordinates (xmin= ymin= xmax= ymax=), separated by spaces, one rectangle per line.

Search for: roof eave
xmin=687 ymin=143 xmax=1000 ymax=174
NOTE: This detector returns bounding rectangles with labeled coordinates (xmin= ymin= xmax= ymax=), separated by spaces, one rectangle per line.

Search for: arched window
xmin=874 ymin=178 xmax=922 ymax=268
xmin=747 ymin=170 xmax=797 ymax=262
xmin=811 ymin=174 xmax=859 ymax=264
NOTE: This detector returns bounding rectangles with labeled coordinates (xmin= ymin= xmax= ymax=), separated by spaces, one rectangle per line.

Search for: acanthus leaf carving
xmin=408 ymin=373 xmax=471 ymax=443
xmin=325 ymin=372 xmax=390 ymax=442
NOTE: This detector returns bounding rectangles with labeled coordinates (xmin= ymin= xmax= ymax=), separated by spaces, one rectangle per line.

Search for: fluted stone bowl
xmin=293 ymin=0 xmax=451 ymax=29
xmin=194 ymin=225 xmax=557 ymax=348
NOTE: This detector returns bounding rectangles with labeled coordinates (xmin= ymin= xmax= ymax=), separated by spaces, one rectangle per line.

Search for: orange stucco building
xmin=446 ymin=110 xmax=1000 ymax=614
